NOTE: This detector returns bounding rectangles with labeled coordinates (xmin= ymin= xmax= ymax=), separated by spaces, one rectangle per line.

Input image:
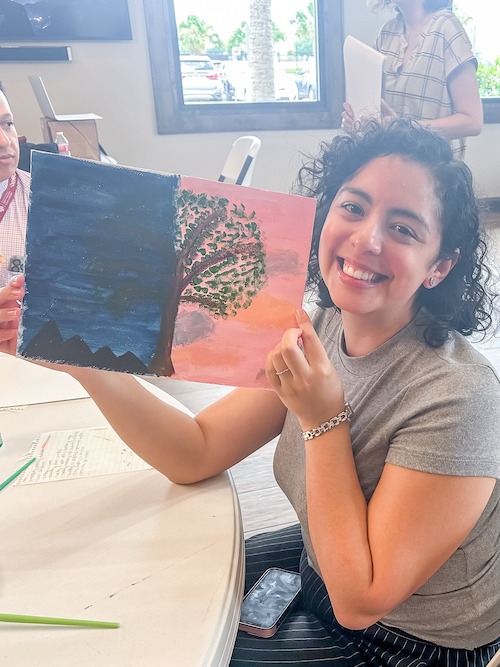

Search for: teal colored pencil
xmin=0 ymin=457 xmax=36 ymax=492
xmin=0 ymin=613 xmax=120 ymax=628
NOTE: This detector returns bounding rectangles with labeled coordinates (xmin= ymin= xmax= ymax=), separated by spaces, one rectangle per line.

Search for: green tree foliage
xmin=272 ymin=22 xmax=286 ymax=46
xmin=178 ymin=14 xmax=223 ymax=55
xmin=477 ymin=58 xmax=500 ymax=97
xmin=453 ymin=7 xmax=500 ymax=98
xmin=228 ymin=23 xmax=247 ymax=51
xmin=227 ymin=19 xmax=284 ymax=57
xmin=207 ymin=33 xmax=225 ymax=55
xmin=150 ymin=190 xmax=267 ymax=375
xmin=290 ymin=2 xmax=314 ymax=57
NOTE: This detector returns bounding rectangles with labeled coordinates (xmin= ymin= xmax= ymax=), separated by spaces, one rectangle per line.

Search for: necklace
xmin=0 ymin=172 xmax=18 ymax=224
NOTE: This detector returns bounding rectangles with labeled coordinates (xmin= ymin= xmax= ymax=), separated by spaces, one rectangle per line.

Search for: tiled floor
xmin=151 ymin=222 xmax=500 ymax=539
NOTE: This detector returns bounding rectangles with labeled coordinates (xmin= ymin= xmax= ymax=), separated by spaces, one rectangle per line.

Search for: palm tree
xmin=248 ymin=0 xmax=275 ymax=101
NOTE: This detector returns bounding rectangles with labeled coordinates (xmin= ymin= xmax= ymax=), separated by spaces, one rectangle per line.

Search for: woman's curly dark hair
xmin=295 ymin=119 xmax=497 ymax=347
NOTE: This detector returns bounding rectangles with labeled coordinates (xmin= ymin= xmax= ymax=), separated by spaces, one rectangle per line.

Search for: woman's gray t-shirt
xmin=274 ymin=308 xmax=500 ymax=649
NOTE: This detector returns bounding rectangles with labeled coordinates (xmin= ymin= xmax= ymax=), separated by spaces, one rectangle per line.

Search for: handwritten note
xmin=16 ymin=428 xmax=151 ymax=485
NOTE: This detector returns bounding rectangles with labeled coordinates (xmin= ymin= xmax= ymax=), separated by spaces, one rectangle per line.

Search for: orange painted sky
xmin=171 ymin=176 xmax=316 ymax=387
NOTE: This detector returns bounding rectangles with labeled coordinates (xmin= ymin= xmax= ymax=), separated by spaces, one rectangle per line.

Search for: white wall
xmin=2 ymin=0 xmax=499 ymax=197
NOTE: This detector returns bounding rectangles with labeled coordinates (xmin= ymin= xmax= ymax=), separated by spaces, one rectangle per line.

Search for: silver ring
xmin=275 ymin=368 xmax=290 ymax=376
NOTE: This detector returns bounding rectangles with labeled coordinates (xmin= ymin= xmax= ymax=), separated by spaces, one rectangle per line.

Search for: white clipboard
xmin=343 ymin=35 xmax=386 ymax=121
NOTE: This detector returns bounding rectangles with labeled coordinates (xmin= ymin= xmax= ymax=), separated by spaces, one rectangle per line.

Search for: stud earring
xmin=429 ymin=277 xmax=436 ymax=288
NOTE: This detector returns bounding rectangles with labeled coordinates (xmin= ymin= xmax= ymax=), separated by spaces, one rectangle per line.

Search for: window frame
xmin=453 ymin=1 xmax=500 ymax=124
xmin=143 ymin=0 xmax=499 ymax=133
xmin=482 ymin=99 xmax=500 ymax=124
xmin=143 ymin=0 xmax=344 ymax=135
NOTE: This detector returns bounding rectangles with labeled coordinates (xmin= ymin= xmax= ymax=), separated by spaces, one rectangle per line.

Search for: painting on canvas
xmin=18 ymin=152 xmax=316 ymax=388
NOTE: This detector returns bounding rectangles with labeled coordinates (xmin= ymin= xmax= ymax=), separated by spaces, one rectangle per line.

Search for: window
xmin=454 ymin=0 xmax=500 ymax=123
xmin=143 ymin=0 xmax=344 ymax=134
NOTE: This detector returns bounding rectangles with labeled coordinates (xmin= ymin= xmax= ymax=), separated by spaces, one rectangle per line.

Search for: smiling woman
xmin=143 ymin=0 xmax=344 ymax=134
xmin=0 ymin=117 xmax=499 ymax=667
xmin=317 ymin=154 xmax=452 ymax=343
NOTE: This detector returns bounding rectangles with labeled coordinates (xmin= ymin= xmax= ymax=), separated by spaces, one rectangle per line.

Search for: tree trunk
xmin=248 ymin=0 xmax=275 ymax=101
xmin=149 ymin=289 xmax=180 ymax=377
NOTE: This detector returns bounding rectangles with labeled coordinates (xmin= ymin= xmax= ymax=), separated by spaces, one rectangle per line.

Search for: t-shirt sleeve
xmin=386 ymin=363 xmax=500 ymax=478
xmin=375 ymin=16 xmax=399 ymax=54
xmin=440 ymin=13 xmax=477 ymax=79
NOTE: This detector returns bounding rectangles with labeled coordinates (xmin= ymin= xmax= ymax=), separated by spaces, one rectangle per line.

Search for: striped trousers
xmin=230 ymin=524 xmax=500 ymax=666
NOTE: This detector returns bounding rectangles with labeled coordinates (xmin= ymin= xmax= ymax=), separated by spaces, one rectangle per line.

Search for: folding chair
xmin=218 ymin=135 xmax=261 ymax=186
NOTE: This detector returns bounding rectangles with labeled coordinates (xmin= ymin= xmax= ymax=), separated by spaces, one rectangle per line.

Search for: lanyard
xmin=0 ymin=172 xmax=18 ymax=224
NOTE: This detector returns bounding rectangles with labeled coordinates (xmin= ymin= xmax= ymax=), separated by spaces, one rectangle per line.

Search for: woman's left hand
xmin=0 ymin=275 xmax=24 ymax=355
xmin=266 ymin=308 xmax=345 ymax=430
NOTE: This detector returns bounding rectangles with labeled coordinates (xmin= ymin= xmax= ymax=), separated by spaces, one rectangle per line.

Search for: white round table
xmin=0 ymin=356 xmax=244 ymax=666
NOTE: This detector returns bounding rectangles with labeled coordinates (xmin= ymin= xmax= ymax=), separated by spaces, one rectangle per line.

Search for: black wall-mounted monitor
xmin=0 ymin=0 xmax=132 ymax=41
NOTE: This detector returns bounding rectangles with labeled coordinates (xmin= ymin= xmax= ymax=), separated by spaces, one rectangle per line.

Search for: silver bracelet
xmin=302 ymin=402 xmax=353 ymax=441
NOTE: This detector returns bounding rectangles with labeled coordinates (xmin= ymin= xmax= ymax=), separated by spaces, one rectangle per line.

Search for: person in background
xmin=0 ymin=120 xmax=499 ymax=665
xmin=342 ymin=0 xmax=483 ymax=157
xmin=0 ymin=82 xmax=30 ymax=287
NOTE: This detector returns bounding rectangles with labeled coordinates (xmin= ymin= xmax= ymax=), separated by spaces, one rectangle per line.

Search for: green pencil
xmin=0 ymin=613 xmax=120 ymax=628
xmin=0 ymin=457 xmax=36 ymax=492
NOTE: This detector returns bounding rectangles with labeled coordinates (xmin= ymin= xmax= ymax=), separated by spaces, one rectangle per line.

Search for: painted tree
xmin=248 ymin=0 xmax=275 ymax=101
xmin=150 ymin=190 xmax=267 ymax=376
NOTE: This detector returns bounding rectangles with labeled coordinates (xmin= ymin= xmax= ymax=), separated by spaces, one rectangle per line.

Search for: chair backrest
xmin=218 ymin=135 xmax=261 ymax=186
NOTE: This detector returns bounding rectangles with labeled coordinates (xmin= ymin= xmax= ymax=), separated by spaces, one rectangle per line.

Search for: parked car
xmin=179 ymin=55 xmax=223 ymax=102
xmin=220 ymin=62 xmax=298 ymax=102
xmin=295 ymin=66 xmax=317 ymax=101
xmin=275 ymin=71 xmax=299 ymax=101
xmin=216 ymin=61 xmax=237 ymax=101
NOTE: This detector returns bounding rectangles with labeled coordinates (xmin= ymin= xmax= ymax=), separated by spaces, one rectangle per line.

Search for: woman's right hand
xmin=380 ymin=99 xmax=397 ymax=124
xmin=0 ymin=275 xmax=24 ymax=355
xmin=341 ymin=103 xmax=372 ymax=135
xmin=343 ymin=100 xmax=398 ymax=135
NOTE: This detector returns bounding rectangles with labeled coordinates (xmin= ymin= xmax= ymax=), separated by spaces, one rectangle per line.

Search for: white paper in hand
xmin=343 ymin=35 xmax=386 ymax=121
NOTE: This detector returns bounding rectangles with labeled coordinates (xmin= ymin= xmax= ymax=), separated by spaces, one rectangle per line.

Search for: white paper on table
xmin=16 ymin=427 xmax=151 ymax=484
xmin=343 ymin=35 xmax=386 ymax=121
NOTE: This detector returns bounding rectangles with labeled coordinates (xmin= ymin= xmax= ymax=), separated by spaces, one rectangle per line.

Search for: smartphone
xmin=238 ymin=567 xmax=301 ymax=638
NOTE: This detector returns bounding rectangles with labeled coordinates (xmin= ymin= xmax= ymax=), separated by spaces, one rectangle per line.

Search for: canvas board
xmin=18 ymin=152 xmax=317 ymax=389
xmin=343 ymin=35 xmax=386 ymax=121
